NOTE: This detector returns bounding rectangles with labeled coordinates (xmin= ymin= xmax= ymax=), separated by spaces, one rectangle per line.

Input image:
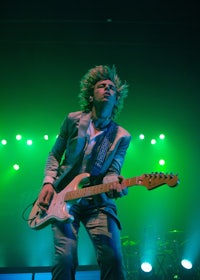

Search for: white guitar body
xmin=28 ymin=173 xmax=90 ymax=230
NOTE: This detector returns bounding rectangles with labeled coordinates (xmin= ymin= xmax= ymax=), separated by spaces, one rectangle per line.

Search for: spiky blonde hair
xmin=79 ymin=65 xmax=128 ymax=119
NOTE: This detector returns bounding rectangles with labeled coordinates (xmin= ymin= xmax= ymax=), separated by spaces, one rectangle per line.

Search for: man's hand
xmin=107 ymin=175 xmax=128 ymax=199
xmin=37 ymin=183 xmax=54 ymax=212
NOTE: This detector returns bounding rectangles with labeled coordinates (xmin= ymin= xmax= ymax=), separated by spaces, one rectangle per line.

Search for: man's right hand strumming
xmin=37 ymin=183 xmax=54 ymax=212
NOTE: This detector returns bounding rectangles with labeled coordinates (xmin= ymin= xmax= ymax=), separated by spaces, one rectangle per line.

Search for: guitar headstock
xmin=138 ymin=172 xmax=179 ymax=190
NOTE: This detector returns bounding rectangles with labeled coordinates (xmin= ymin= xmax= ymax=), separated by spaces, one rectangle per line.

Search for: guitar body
xmin=28 ymin=173 xmax=90 ymax=230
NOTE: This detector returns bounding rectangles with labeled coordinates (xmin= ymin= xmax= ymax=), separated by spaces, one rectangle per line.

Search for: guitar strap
xmin=54 ymin=147 xmax=86 ymax=191
xmin=90 ymin=120 xmax=118 ymax=177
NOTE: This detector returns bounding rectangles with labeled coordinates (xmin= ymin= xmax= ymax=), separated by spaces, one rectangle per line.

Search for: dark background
xmin=0 ymin=0 xmax=199 ymax=269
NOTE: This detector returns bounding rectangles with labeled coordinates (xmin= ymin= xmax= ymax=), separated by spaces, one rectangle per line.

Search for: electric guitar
xmin=28 ymin=172 xmax=179 ymax=230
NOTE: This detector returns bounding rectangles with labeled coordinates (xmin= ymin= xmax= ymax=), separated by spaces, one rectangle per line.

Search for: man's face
xmin=93 ymin=80 xmax=117 ymax=106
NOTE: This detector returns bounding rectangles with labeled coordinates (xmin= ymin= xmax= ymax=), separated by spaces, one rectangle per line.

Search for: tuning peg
xmin=154 ymin=172 xmax=158 ymax=177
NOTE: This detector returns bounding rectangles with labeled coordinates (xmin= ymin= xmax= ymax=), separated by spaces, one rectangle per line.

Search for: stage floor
xmin=0 ymin=266 xmax=100 ymax=280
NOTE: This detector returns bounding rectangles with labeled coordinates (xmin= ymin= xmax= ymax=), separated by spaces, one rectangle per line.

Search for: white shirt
xmin=80 ymin=121 xmax=103 ymax=174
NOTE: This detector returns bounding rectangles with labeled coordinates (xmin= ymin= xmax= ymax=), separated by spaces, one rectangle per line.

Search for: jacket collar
xmin=78 ymin=112 xmax=92 ymax=138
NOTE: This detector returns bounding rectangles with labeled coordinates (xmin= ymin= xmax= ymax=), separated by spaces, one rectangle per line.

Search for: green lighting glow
xmin=141 ymin=262 xmax=152 ymax=272
xmin=181 ymin=259 xmax=192 ymax=269
xmin=159 ymin=159 xmax=165 ymax=165
xmin=26 ymin=140 xmax=33 ymax=145
xmin=151 ymin=139 xmax=156 ymax=145
xmin=13 ymin=164 xmax=20 ymax=170
xmin=16 ymin=134 xmax=22 ymax=140
xmin=159 ymin=134 xmax=165 ymax=139
xmin=44 ymin=134 xmax=49 ymax=140
xmin=1 ymin=139 xmax=7 ymax=145
xmin=139 ymin=134 xmax=145 ymax=140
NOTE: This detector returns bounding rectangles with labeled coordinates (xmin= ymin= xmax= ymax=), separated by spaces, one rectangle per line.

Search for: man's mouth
xmin=104 ymin=92 xmax=111 ymax=97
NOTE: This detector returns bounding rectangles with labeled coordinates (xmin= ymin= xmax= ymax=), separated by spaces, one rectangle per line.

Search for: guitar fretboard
xmin=64 ymin=177 xmax=138 ymax=201
xmin=63 ymin=173 xmax=178 ymax=201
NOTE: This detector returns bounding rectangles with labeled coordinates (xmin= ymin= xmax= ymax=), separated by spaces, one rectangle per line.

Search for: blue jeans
xmin=51 ymin=199 xmax=127 ymax=280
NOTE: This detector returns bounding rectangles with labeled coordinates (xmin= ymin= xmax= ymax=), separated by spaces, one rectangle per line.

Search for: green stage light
xmin=26 ymin=140 xmax=33 ymax=146
xmin=1 ymin=139 xmax=7 ymax=145
xmin=159 ymin=159 xmax=165 ymax=166
xmin=16 ymin=134 xmax=22 ymax=140
xmin=44 ymin=134 xmax=49 ymax=140
xmin=139 ymin=134 xmax=145 ymax=140
xmin=13 ymin=164 xmax=20 ymax=170
xmin=141 ymin=262 xmax=152 ymax=273
xmin=151 ymin=139 xmax=156 ymax=145
xmin=181 ymin=259 xmax=193 ymax=269
xmin=159 ymin=133 xmax=165 ymax=139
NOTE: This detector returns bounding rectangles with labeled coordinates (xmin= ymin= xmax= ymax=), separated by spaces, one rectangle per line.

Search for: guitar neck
xmin=64 ymin=177 xmax=137 ymax=201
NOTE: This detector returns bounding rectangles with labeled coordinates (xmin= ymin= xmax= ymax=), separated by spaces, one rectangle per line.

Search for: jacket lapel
xmin=78 ymin=112 xmax=91 ymax=138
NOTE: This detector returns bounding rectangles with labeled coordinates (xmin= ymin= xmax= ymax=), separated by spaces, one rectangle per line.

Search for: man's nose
xmin=105 ymin=84 xmax=111 ymax=90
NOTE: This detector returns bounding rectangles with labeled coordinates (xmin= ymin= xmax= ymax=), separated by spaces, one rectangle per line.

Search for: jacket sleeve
xmin=42 ymin=116 xmax=69 ymax=185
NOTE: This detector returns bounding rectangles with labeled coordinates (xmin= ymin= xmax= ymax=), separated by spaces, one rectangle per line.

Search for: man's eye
xmin=97 ymin=84 xmax=116 ymax=90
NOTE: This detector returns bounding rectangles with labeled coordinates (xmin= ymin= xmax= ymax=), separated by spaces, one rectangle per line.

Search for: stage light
xmin=1 ymin=139 xmax=7 ymax=145
xmin=139 ymin=134 xmax=145 ymax=140
xmin=16 ymin=134 xmax=22 ymax=140
xmin=44 ymin=134 xmax=49 ymax=140
xmin=26 ymin=139 xmax=33 ymax=146
xmin=181 ymin=259 xmax=192 ymax=269
xmin=151 ymin=139 xmax=156 ymax=145
xmin=141 ymin=262 xmax=152 ymax=273
xmin=159 ymin=159 xmax=165 ymax=166
xmin=13 ymin=164 xmax=20 ymax=170
xmin=159 ymin=134 xmax=165 ymax=140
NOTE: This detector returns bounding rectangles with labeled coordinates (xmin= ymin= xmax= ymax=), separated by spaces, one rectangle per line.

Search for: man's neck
xmin=91 ymin=106 xmax=112 ymax=120
xmin=91 ymin=115 xmax=112 ymax=131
